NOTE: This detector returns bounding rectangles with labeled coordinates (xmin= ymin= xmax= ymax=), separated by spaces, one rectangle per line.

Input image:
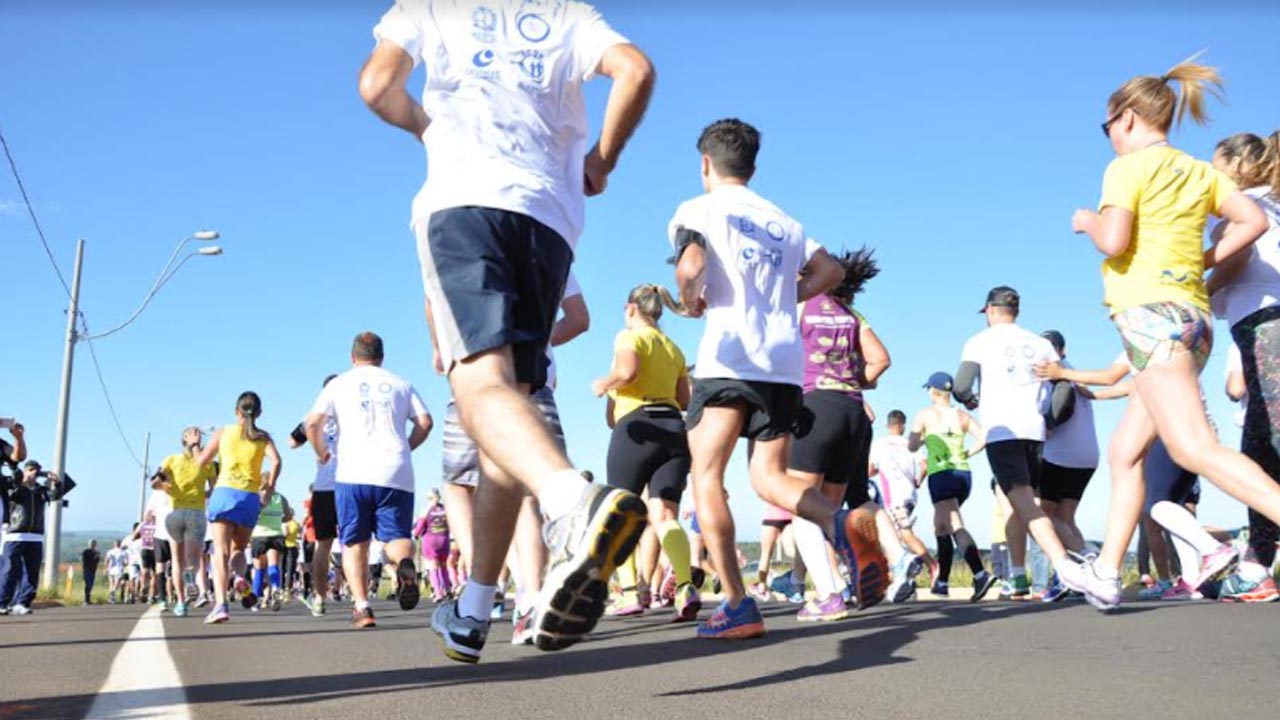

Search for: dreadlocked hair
xmin=829 ymin=246 xmax=880 ymax=304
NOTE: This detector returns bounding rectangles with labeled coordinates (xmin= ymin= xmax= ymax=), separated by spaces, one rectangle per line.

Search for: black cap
xmin=1041 ymin=330 xmax=1066 ymax=354
xmin=979 ymin=286 xmax=1020 ymax=314
xmin=23 ymin=460 xmax=41 ymax=471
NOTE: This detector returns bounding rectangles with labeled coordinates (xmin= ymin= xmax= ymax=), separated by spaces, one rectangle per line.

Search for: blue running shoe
xmin=769 ymin=572 xmax=805 ymax=604
xmin=697 ymin=597 xmax=765 ymax=639
xmin=1041 ymin=572 xmax=1070 ymax=603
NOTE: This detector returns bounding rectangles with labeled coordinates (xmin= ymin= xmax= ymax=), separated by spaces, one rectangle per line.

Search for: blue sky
xmin=3 ymin=3 xmax=1279 ymax=548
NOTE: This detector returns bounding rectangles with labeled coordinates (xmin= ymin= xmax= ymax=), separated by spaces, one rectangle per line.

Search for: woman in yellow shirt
xmin=154 ymin=426 xmax=215 ymax=618
xmin=1069 ymin=55 xmax=1278 ymax=610
xmin=195 ymin=391 xmax=282 ymax=624
xmin=591 ymin=284 xmax=697 ymax=622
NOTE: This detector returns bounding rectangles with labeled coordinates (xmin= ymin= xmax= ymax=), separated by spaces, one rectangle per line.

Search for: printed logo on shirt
xmin=472 ymin=6 xmax=498 ymax=42
xmin=473 ymin=49 xmax=496 ymax=67
xmin=517 ymin=13 xmax=551 ymax=43
xmin=514 ymin=49 xmax=546 ymax=82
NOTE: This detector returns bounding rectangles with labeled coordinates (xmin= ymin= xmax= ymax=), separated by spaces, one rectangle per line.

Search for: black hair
xmin=830 ymin=246 xmax=880 ymax=304
xmin=236 ymin=391 xmax=269 ymax=443
xmin=697 ymin=118 xmax=760 ymax=180
xmin=887 ymin=410 xmax=907 ymax=426
xmin=352 ymin=332 xmax=385 ymax=362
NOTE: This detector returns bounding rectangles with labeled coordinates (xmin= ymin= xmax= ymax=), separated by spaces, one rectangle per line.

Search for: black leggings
xmin=606 ymin=406 xmax=690 ymax=504
xmin=1233 ymin=306 xmax=1280 ymax=566
xmin=284 ymin=547 xmax=299 ymax=590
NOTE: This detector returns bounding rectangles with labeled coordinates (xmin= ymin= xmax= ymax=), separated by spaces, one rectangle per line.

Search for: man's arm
xmin=797 ymin=249 xmax=844 ymax=304
xmin=358 ymin=42 xmax=429 ymax=140
xmin=551 ymin=293 xmax=590 ymax=347
xmin=953 ymin=362 xmax=981 ymax=408
xmin=7 ymin=423 xmax=26 ymax=464
xmin=408 ymin=413 xmax=433 ymax=451
xmin=304 ymin=413 xmax=331 ymax=463
xmin=584 ymin=44 xmax=655 ymax=196
xmin=675 ymin=243 xmax=708 ymax=318
xmin=1227 ymin=369 xmax=1247 ymax=402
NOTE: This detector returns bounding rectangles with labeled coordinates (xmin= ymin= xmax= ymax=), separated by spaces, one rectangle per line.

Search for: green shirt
xmin=252 ymin=493 xmax=286 ymax=538
xmin=925 ymin=429 xmax=970 ymax=475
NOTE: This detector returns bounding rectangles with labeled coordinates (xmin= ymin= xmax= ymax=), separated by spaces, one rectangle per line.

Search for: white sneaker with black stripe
xmin=431 ymin=600 xmax=489 ymax=664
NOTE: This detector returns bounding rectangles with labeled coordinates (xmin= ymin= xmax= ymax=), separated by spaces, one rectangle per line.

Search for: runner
xmin=361 ymin=0 xmax=653 ymax=660
xmin=133 ymin=503 xmax=158 ymax=604
xmin=249 ymin=489 xmax=292 ymax=612
xmin=909 ymin=373 xmax=992 ymax=600
xmin=1208 ymin=131 xmax=1280 ymax=603
xmin=952 ymin=288 xmax=1090 ymax=599
xmin=195 ymin=391 xmax=283 ymax=624
xmin=749 ymin=504 xmax=800 ymax=604
xmin=670 ymin=118 xmax=887 ymax=640
xmin=106 ymin=540 xmax=125 ymax=604
xmin=870 ymin=410 xmax=934 ymax=584
xmin=304 ymin=332 xmax=433 ymax=629
xmin=292 ymin=375 xmax=340 ymax=618
xmin=1069 ymin=56 xmax=1276 ymax=610
xmin=592 ymin=284 xmax=700 ymax=622
xmin=413 ymin=489 xmax=451 ymax=602
xmin=283 ymin=513 xmax=301 ymax=598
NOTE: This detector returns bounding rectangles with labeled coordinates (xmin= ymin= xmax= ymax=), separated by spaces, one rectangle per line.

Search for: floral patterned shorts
xmin=1113 ymin=302 xmax=1213 ymax=373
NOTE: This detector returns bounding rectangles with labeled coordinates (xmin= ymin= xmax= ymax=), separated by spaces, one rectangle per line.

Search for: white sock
xmin=355 ymin=600 xmax=370 ymax=611
xmin=458 ymin=582 xmax=498 ymax=621
xmin=1169 ymin=535 xmax=1201 ymax=583
xmin=792 ymin=518 xmax=839 ymax=597
xmin=1150 ymin=501 xmax=1220 ymax=555
xmin=536 ymin=470 xmax=589 ymax=522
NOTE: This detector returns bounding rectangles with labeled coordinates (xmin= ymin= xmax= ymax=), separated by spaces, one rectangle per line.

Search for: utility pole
xmin=42 ymin=239 xmax=84 ymax=589
xmin=138 ymin=432 xmax=150 ymax=522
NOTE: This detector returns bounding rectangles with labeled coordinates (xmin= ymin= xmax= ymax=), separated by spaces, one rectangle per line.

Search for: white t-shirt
xmin=961 ymin=324 xmax=1059 ymax=443
xmin=545 ymin=272 xmax=581 ymax=391
xmin=306 ymin=414 xmax=339 ymax=492
xmin=1210 ymin=187 xmax=1280 ymax=327
xmin=1043 ymin=361 xmax=1100 ymax=469
xmin=309 ymin=365 xmax=430 ymax=493
xmin=870 ymin=435 xmax=920 ymax=509
xmin=668 ymin=185 xmax=821 ymax=385
xmin=146 ymin=492 xmax=173 ymax=543
xmin=106 ymin=548 xmax=126 ymax=575
xmin=374 ymin=0 xmax=628 ymax=248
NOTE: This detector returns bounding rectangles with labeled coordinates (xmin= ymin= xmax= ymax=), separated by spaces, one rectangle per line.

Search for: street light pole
xmin=41 ymin=238 xmax=84 ymax=590
xmin=138 ymin=431 xmax=150 ymax=523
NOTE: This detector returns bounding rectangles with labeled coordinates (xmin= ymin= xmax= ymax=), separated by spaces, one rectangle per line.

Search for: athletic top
xmin=373 ymin=0 xmax=628 ymax=248
xmin=147 ymin=491 xmax=173 ymax=543
xmin=415 ymin=503 xmax=450 ymax=539
xmin=1098 ymin=145 xmax=1236 ymax=313
xmin=610 ymin=325 xmax=686 ymax=423
xmin=300 ymin=415 xmax=339 ymax=493
xmin=253 ymin=493 xmax=286 ymax=538
xmin=545 ymin=272 xmax=582 ymax=391
xmin=106 ymin=548 xmax=126 ymax=574
xmin=762 ymin=502 xmax=792 ymax=523
xmin=870 ymin=435 xmax=920 ymax=509
xmin=216 ymin=424 xmax=269 ymax=493
xmin=800 ymin=296 xmax=868 ymax=399
xmin=139 ymin=515 xmax=156 ymax=551
xmin=668 ymin=185 xmax=822 ymax=386
xmin=161 ymin=453 xmax=215 ymax=511
xmin=1211 ymin=187 xmax=1280 ymax=327
xmin=960 ymin=324 xmax=1059 ymax=443
xmin=309 ymin=365 xmax=430 ymax=494
xmin=924 ymin=411 xmax=970 ymax=475
xmin=1043 ymin=360 xmax=1099 ymax=469
xmin=283 ymin=519 xmax=301 ymax=548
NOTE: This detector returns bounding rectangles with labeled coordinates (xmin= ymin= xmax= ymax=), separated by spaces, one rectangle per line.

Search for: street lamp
xmin=41 ymin=231 xmax=224 ymax=590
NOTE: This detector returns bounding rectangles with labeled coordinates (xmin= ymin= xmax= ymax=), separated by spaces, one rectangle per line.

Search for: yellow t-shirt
xmin=161 ymin=453 xmax=215 ymax=512
xmin=610 ymin=326 xmax=687 ymax=423
xmin=1099 ymin=145 xmax=1236 ymax=313
xmin=991 ymin=499 xmax=1008 ymax=545
xmin=284 ymin=519 xmax=301 ymax=548
xmin=216 ymin=423 xmax=268 ymax=493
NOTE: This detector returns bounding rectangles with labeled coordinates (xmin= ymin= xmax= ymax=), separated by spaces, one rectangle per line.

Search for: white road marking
xmin=85 ymin=606 xmax=191 ymax=720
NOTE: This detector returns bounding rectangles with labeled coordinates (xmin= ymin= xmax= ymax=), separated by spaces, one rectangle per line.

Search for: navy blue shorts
xmin=928 ymin=469 xmax=972 ymax=506
xmin=1143 ymin=440 xmax=1199 ymax=513
xmin=335 ymin=483 xmax=414 ymax=546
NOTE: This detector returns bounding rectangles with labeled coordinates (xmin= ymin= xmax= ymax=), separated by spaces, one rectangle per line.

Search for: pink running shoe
xmin=606 ymin=599 xmax=646 ymax=617
xmin=747 ymin=582 xmax=770 ymax=602
xmin=1192 ymin=545 xmax=1239 ymax=590
xmin=1160 ymin=579 xmax=1199 ymax=601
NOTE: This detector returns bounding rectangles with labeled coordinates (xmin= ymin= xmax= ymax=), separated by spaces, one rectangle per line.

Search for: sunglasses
xmin=1101 ymin=108 xmax=1127 ymax=138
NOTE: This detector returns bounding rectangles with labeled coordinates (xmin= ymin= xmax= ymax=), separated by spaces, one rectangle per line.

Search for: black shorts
xmin=762 ymin=518 xmax=791 ymax=530
xmin=140 ymin=549 xmax=156 ymax=571
xmin=311 ymin=491 xmax=338 ymax=542
xmin=927 ymin=470 xmax=972 ymax=506
xmin=606 ymin=405 xmax=690 ymax=504
xmin=303 ymin=541 xmax=316 ymax=565
xmin=1144 ymin=439 xmax=1199 ymax=512
xmin=416 ymin=206 xmax=573 ymax=392
xmin=986 ymin=440 xmax=1044 ymax=494
xmin=686 ymin=379 xmax=801 ymax=442
xmin=1040 ymin=461 xmax=1095 ymax=503
xmin=789 ymin=391 xmax=872 ymax=488
xmin=157 ymin=541 xmax=172 ymax=565
xmin=252 ymin=536 xmax=287 ymax=558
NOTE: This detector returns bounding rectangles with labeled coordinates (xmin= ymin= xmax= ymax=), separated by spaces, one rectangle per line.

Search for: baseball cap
xmin=23 ymin=460 xmax=41 ymax=471
xmin=923 ymin=372 xmax=954 ymax=392
xmin=1041 ymin=330 xmax=1066 ymax=354
xmin=979 ymin=286 xmax=1021 ymax=313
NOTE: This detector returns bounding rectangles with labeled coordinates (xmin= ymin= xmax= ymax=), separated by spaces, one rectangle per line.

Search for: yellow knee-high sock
xmin=616 ymin=552 xmax=639 ymax=601
xmin=659 ymin=521 xmax=693 ymax=586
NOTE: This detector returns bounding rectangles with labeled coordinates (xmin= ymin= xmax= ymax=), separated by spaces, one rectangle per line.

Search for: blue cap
xmin=924 ymin=372 xmax=954 ymax=392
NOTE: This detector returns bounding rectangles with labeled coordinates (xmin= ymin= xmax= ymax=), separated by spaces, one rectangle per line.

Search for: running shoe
xmin=173 ymin=602 xmax=188 ymax=618
xmin=511 ymin=607 xmax=536 ymax=646
xmin=1191 ymin=544 xmax=1240 ymax=591
xmin=1138 ymin=579 xmax=1174 ymax=601
xmin=490 ymin=593 xmax=506 ymax=622
xmin=432 ymin=600 xmax=489 ymax=664
xmin=1077 ymin=560 xmax=1122 ymax=611
xmin=672 ymin=583 xmax=702 ymax=623
xmin=159 ymin=600 xmax=169 ymax=612
xmin=0 ymin=608 xmax=8 ymax=615
xmin=1007 ymin=575 xmax=1031 ymax=600
xmin=797 ymin=593 xmax=848 ymax=622
xmin=697 ymin=597 xmax=765 ymax=639
xmin=1139 ymin=573 xmax=1156 ymax=589
xmin=660 ymin=568 xmax=678 ymax=605
xmin=769 ymin=573 xmax=805 ymax=604
xmin=236 ymin=579 xmax=257 ymax=610
xmin=269 ymin=591 xmax=281 ymax=612
xmin=306 ymin=593 xmax=327 ymax=617
xmin=352 ymin=606 xmax=377 ymax=628
xmin=204 ymin=603 xmax=230 ymax=624
xmin=533 ymin=484 xmax=648 ymax=652
xmin=841 ymin=585 xmax=855 ymax=606
xmin=637 ymin=584 xmax=653 ymax=609
xmin=970 ymin=569 xmax=998 ymax=604
xmin=889 ymin=554 xmax=925 ymax=604
xmin=10 ymin=605 xmax=30 ymax=616
xmin=747 ymin=582 xmax=770 ymax=602
xmin=396 ymin=558 xmax=420 ymax=611
xmin=690 ymin=567 xmax=707 ymax=590
xmin=1041 ymin=573 xmax=1071 ymax=603
xmin=931 ymin=581 xmax=950 ymax=598
xmin=1220 ymin=571 xmax=1279 ymax=603
xmin=1160 ymin=579 xmax=1198 ymax=601
xmin=606 ymin=597 xmax=646 ymax=617
xmin=193 ymin=595 xmax=210 ymax=609
xmin=831 ymin=508 xmax=888 ymax=610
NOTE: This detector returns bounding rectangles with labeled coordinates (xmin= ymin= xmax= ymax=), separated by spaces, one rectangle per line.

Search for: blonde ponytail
xmin=1163 ymin=53 xmax=1224 ymax=129
xmin=1216 ymin=131 xmax=1280 ymax=198
xmin=628 ymin=284 xmax=692 ymax=322
xmin=1107 ymin=52 xmax=1224 ymax=133
xmin=1269 ymin=132 xmax=1280 ymax=201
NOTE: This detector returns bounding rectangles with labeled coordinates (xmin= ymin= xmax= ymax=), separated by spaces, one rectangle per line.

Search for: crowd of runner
xmin=5 ymin=2 xmax=1280 ymax=670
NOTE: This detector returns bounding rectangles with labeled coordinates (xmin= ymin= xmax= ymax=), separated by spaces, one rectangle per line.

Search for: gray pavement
xmin=2 ymin=597 xmax=1278 ymax=719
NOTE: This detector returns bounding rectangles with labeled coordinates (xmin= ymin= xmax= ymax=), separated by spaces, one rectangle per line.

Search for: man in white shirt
xmin=305 ymin=332 xmax=433 ymax=629
xmin=359 ymin=0 xmax=653 ymax=661
xmin=952 ymin=287 xmax=1087 ymax=595
xmin=869 ymin=410 xmax=930 ymax=563
xmin=671 ymin=118 xmax=884 ymax=640
xmin=291 ymin=374 xmax=341 ymax=618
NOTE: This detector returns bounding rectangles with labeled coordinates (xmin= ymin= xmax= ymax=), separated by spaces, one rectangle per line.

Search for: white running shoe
xmin=11 ymin=605 xmax=31 ymax=616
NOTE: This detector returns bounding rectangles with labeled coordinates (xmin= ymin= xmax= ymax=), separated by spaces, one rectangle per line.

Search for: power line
xmin=80 ymin=318 xmax=145 ymax=470
xmin=0 ymin=123 xmax=72 ymax=298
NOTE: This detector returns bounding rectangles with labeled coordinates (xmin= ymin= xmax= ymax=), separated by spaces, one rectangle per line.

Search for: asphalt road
xmin=2 ymin=596 xmax=1277 ymax=719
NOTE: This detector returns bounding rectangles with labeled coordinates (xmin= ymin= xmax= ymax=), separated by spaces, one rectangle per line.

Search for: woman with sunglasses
xmin=1070 ymin=55 xmax=1275 ymax=610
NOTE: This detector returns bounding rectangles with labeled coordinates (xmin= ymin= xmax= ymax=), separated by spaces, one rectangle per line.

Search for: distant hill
xmin=58 ymin=531 xmax=127 ymax=565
